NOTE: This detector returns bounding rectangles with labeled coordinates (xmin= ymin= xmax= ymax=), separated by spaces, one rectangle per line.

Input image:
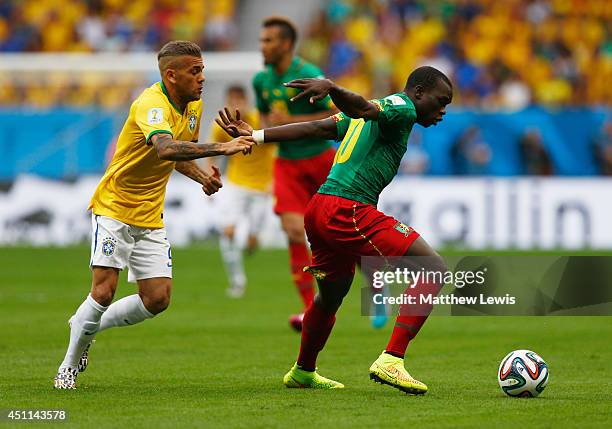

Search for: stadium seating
xmin=0 ymin=0 xmax=236 ymax=52
xmin=0 ymin=0 xmax=237 ymax=108
xmin=300 ymin=0 xmax=611 ymax=108
xmin=0 ymin=0 xmax=609 ymax=178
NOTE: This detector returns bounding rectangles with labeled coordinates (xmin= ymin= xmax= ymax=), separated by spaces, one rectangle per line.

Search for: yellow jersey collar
xmin=159 ymin=81 xmax=183 ymax=114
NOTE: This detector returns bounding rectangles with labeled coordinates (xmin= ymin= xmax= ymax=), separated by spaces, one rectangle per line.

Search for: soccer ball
xmin=498 ymin=349 xmax=549 ymax=397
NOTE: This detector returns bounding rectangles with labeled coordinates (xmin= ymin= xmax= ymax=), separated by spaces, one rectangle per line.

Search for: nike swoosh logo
xmin=289 ymin=375 xmax=306 ymax=388
xmin=377 ymin=365 xmax=399 ymax=379
xmin=84 ymin=331 xmax=94 ymax=335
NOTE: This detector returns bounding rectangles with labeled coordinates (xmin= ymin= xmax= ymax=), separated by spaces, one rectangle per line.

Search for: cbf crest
xmin=188 ymin=112 xmax=197 ymax=132
xmin=101 ymin=237 xmax=117 ymax=257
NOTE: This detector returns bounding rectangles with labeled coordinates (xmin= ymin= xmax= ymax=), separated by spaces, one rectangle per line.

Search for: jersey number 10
xmin=333 ymin=119 xmax=365 ymax=165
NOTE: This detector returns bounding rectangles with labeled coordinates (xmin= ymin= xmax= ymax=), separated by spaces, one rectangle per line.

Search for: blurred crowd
xmin=0 ymin=0 xmax=237 ymax=52
xmin=0 ymin=70 xmax=149 ymax=109
xmin=300 ymin=0 xmax=611 ymax=108
xmin=0 ymin=0 xmax=610 ymax=112
xmin=0 ymin=0 xmax=237 ymax=108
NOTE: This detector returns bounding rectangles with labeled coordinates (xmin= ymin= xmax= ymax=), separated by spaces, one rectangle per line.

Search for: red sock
xmin=385 ymin=281 xmax=441 ymax=358
xmin=297 ymin=302 xmax=336 ymax=371
xmin=289 ymin=242 xmax=314 ymax=307
xmin=385 ymin=315 xmax=427 ymax=358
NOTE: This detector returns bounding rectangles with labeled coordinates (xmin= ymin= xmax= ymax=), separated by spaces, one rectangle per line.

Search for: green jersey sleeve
xmin=252 ymin=72 xmax=269 ymax=114
xmin=332 ymin=112 xmax=351 ymax=141
xmin=374 ymin=94 xmax=417 ymax=137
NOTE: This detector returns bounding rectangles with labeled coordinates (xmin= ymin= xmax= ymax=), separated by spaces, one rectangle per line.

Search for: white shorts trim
xmin=217 ymin=182 xmax=271 ymax=233
xmin=90 ymin=214 xmax=173 ymax=283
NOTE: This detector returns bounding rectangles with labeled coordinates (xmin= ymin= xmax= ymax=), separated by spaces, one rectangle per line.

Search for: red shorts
xmin=273 ymin=148 xmax=335 ymax=215
xmin=304 ymin=193 xmax=420 ymax=281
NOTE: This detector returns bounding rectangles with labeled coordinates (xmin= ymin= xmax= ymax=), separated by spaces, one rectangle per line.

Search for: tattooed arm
xmin=174 ymin=160 xmax=224 ymax=196
xmin=174 ymin=160 xmax=208 ymax=184
xmin=151 ymin=133 xmax=255 ymax=161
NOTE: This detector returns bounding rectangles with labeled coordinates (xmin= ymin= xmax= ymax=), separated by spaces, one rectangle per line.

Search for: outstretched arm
xmin=151 ymin=133 xmax=254 ymax=161
xmin=263 ymin=118 xmax=337 ymax=142
xmin=263 ymin=107 xmax=339 ymax=127
xmin=216 ymin=108 xmax=337 ymax=143
xmin=285 ymin=78 xmax=379 ymax=121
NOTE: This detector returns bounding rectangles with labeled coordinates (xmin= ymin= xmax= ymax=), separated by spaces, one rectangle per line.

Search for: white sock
xmin=220 ymin=235 xmax=246 ymax=288
xmin=98 ymin=294 xmax=154 ymax=332
xmin=60 ymin=294 xmax=107 ymax=369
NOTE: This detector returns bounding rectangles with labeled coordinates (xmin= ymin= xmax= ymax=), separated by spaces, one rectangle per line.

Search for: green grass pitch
xmin=1 ymin=245 xmax=611 ymax=428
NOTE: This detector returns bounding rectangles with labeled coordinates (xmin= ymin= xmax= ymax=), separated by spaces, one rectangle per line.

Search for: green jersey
xmin=252 ymin=56 xmax=334 ymax=160
xmin=318 ymin=93 xmax=417 ymax=206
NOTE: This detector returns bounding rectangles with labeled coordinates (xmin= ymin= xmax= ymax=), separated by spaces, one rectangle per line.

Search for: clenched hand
xmin=202 ymin=165 xmax=223 ymax=195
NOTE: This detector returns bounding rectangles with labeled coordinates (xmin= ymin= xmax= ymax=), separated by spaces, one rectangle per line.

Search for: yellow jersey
xmin=209 ymin=111 xmax=275 ymax=192
xmin=89 ymin=82 xmax=202 ymax=228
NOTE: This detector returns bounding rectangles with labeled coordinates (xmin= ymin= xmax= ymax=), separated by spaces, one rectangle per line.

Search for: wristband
xmin=252 ymin=129 xmax=265 ymax=145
